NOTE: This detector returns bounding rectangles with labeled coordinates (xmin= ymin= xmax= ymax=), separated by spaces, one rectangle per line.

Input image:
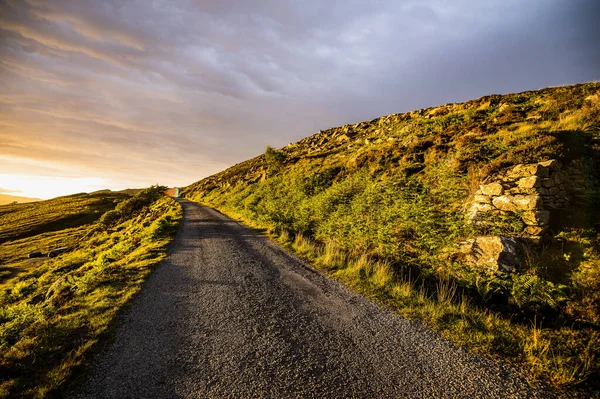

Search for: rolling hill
xmin=183 ymin=82 xmax=600 ymax=395
xmin=0 ymin=187 xmax=181 ymax=398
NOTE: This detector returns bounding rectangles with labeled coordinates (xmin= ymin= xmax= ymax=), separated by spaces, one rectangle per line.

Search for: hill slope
xmin=0 ymin=192 xmax=130 ymax=245
xmin=0 ymin=188 xmax=181 ymax=398
xmin=184 ymin=83 xmax=600 ymax=395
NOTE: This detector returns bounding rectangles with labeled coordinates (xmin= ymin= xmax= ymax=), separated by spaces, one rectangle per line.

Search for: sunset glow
xmin=1 ymin=1 xmax=598 ymax=200
xmin=0 ymin=174 xmax=108 ymax=200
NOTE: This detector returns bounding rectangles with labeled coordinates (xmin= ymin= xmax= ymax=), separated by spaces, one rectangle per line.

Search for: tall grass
xmin=0 ymin=188 xmax=182 ymax=398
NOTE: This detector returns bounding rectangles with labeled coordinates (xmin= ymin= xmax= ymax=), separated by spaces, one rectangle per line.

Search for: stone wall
xmin=467 ymin=159 xmax=586 ymax=243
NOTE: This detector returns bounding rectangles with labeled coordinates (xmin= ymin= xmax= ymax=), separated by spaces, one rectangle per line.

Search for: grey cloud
xmin=0 ymin=0 xmax=598 ymax=191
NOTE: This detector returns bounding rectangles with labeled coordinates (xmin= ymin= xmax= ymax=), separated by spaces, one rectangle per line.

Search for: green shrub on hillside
xmin=99 ymin=185 xmax=166 ymax=227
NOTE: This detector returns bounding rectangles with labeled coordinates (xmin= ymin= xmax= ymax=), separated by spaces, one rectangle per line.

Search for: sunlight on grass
xmin=0 ymin=187 xmax=182 ymax=398
xmin=184 ymin=83 xmax=600 ymax=397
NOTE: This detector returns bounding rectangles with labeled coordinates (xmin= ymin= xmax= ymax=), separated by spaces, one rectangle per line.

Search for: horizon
xmin=1 ymin=0 xmax=599 ymax=199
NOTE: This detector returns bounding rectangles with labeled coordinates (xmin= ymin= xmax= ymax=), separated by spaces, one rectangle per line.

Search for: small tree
xmin=264 ymin=145 xmax=285 ymax=172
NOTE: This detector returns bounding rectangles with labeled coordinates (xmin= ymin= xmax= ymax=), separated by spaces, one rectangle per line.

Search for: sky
xmin=1 ymin=0 xmax=599 ymax=199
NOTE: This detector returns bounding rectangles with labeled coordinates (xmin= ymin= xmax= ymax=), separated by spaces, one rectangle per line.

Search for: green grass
xmin=0 ymin=192 xmax=130 ymax=244
xmin=0 ymin=226 xmax=90 ymax=281
xmin=0 ymin=187 xmax=182 ymax=398
xmin=183 ymin=82 xmax=600 ymax=397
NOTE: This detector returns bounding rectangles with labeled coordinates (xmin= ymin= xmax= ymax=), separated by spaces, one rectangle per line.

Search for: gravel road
xmin=72 ymin=199 xmax=546 ymax=398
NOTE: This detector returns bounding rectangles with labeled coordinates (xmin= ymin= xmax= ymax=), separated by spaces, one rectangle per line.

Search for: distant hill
xmin=0 ymin=191 xmax=130 ymax=244
xmin=0 ymin=193 xmax=41 ymax=205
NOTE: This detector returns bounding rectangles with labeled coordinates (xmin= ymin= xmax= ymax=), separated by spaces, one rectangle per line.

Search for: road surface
xmin=72 ymin=199 xmax=545 ymax=398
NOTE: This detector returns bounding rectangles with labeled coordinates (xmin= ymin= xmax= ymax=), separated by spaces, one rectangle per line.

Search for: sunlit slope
xmin=183 ymin=82 xmax=600 ymax=395
xmin=0 ymin=192 xmax=128 ymax=244
xmin=0 ymin=187 xmax=182 ymax=398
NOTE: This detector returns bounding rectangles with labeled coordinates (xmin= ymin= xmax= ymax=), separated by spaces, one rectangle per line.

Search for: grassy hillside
xmin=0 ymin=187 xmax=181 ymax=398
xmin=184 ymin=83 xmax=600 ymax=396
xmin=0 ymin=192 xmax=129 ymax=244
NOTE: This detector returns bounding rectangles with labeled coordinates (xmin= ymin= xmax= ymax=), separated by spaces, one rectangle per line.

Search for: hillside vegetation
xmin=0 ymin=187 xmax=181 ymax=398
xmin=184 ymin=83 xmax=600 ymax=396
xmin=0 ymin=192 xmax=128 ymax=244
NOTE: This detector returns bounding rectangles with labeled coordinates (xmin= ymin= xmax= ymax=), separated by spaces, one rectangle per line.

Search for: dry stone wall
xmin=468 ymin=159 xmax=586 ymax=243
xmin=458 ymin=159 xmax=587 ymax=272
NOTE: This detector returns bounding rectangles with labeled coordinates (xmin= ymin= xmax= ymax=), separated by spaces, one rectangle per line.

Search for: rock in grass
xmin=28 ymin=251 xmax=43 ymax=258
xmin=48 ymin=247 xmax=69 ymax=258
xmin=460 ymin=236 xmax=523 ymax=273
xmin=480 ymin=182 xmax=503 ymax=196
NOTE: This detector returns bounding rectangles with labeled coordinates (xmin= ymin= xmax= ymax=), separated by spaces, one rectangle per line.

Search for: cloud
xmin=0 ymin=187 xmax=22 ymax=194
xmin=0 ymin=0 xmax=598 ymax=194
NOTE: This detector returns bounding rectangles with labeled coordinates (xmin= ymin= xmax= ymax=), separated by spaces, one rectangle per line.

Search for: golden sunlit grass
xmin=0 ymin=187 xmax=181 ymax=398
xmin=0 ymin=192 xmax=128 ymax=244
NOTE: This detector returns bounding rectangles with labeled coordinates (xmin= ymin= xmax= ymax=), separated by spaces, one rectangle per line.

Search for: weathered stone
xmin=480 ymin=182 xmax=503 ymax=196
xmin=508 ymin=164 xmax=549 ymax=178
xmin=525 ymin=225 xmax=549 ymax=235
xmin=516 ymin=188 xmax=538 ymax=195
xmin=512 ymin=195 xmax=543 ymax=210
xmin=467 ymin=203 xmax=495 ymax=220
xmin=474 ymin=195 xmax=491 ymax=204
xmin=538 ymin=188 xmax=549 ymax=195
xmin=470 ymin=236 xmax=523 ymax=272
xmin=549 ymin=186 xmax=560 ymax=195
xmin=517 ymin=176 xmax=542 ymax=189
xmin=492 ymin=196 xmax=516 ymax=212
xmin=539 ymin=159 xmax=561 ymax=171
xmin=521 ymin=210 xmax=550 ymax=226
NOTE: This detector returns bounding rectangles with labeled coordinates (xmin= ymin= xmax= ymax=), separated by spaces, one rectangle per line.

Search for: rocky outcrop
xmin=468 ymin=159 xmax=586 ymax=243
xmin=457 ymin=236 xmax=523 ymax=273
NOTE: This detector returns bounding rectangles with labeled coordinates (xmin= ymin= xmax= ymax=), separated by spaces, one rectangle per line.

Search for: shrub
xmin=264 ymin=145 xmax=285 ymax=171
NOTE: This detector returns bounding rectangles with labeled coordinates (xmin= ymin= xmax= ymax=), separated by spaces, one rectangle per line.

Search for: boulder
xmin=480 ymin=182 xmax=503 ymax=196
xmin=517 ymin=176 xmax=541 ymax=189
xmin=512 ymin=195 xmax=543 ymax=210
xmin=492 ymin=196 xmax=516 ymax=212
xmin=507 ymin=163 xmax=549 ymax=179
xmin=474 ymin=194 xmax=491 ymax=204
xmin=525 ymin=225 xmax=549 ymax=235
xmin=521 ymin=210 xmax=550 ymax=226
xmin=462 ymin=236 xmax=523 ymax=272
xmin=467 ymin=203 xmax=495 ymax=220
xmin=539 ymin=159 xmax=561 ymax=171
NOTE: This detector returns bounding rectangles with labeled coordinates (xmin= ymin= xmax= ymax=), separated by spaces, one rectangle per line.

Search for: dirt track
xmin=72 ymin=199 xmax=546 ymax=398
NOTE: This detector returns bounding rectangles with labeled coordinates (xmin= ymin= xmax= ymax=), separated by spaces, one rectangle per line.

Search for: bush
xmin=264 ymin=145 xmax=285 ymax=172
xmin=99 ymin=185 xmax=166 ymax=227
xmin=99 ymin=210 xmax=121 ymax=227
